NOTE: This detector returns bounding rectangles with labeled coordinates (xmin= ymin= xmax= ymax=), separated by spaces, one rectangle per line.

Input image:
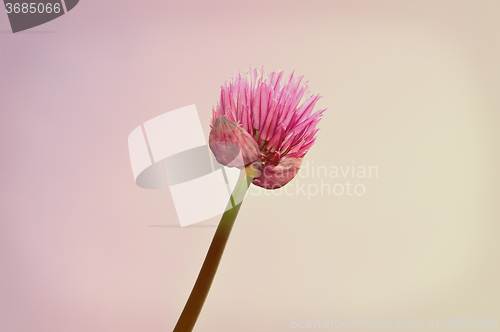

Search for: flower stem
xmin=173 ymin=170 xmax=254 ymax=332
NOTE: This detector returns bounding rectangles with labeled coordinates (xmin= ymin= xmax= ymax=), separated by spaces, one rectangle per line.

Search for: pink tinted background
xmin=1 ymin=1 xmax=499 ymax=331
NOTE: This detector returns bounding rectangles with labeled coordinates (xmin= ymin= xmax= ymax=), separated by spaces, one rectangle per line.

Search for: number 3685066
xmin=5 ymin=3 xmax=61 ymax=14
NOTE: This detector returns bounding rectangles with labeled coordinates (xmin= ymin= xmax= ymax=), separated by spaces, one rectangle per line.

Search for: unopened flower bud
xmin=209 ymin=115 xmax=261 ymax=168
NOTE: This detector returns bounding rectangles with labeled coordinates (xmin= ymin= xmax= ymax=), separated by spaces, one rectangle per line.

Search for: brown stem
xmin=173 ymin=171 xmax=253 ymax=332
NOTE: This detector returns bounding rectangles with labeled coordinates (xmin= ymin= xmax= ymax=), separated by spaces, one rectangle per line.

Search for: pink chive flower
xmin=209 ymin=68 xmax=325 ymax=189
xmin=173 ymin=69 xmax=326 ymax=332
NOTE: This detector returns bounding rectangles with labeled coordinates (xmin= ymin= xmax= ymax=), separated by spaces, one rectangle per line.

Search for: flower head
xmin=210 ymin=68 xmax=325 ymax=189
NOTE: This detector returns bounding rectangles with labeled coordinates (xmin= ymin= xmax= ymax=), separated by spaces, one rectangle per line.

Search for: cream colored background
xmin=0 ymin=1 xmax=499 ymax=331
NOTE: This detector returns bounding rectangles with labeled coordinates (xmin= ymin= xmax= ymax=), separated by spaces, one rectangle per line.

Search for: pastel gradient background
xmin=1 ymin=1 xmax=499 ymax=331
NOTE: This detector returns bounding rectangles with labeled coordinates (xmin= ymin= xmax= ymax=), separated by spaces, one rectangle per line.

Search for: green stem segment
xmin=173 ymin=170 xmax=254 ymax=332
